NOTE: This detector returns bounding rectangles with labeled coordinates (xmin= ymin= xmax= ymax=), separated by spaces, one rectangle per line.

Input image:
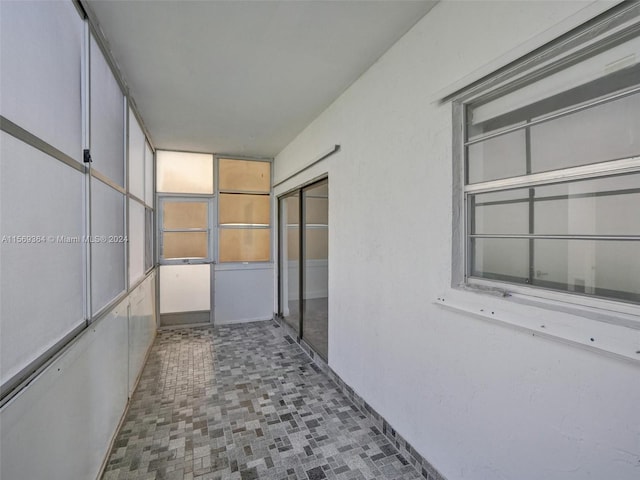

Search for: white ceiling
xmin=86 ymin=0 xmax=436 ymax=157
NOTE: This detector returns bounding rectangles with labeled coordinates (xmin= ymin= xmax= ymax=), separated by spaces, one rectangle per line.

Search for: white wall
xmin=215 ymin=265 xmax=274 ymax=324
xmin=0 ymin=273 xmax=156 ymax=480
xmin=274 ymin=2 xmax=639 ymax=479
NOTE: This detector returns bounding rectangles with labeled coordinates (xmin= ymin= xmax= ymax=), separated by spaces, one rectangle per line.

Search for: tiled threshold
xmin=271 ymin=316 xmax=447 ymax=480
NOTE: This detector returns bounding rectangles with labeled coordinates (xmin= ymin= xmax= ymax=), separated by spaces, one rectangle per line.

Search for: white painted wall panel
xmin=0 ymin=0 xmax=83 ymax=161
xmin=215 ymin=266 xmax=273 ymax=324
xmin=128 ymin=107 xmax=145 ymax=200
xmin=128 ymin=273 xmax=156 ymax=394
xmin=0 ymin=300 xmax=129 ymax=480
xmin=274 ymin=2 xmax=640 ymax=479
xmin=160 ymin=264 xmax=210 ymax=314
xmin=91 ymin=178 xmax=126 ymax=314
xmin=90 ymin=35 xmax=125 ymax=186
xmin=129 ymin=199 xmax=145 ymax=286
xmin=0 ymin=133 xmax=84 ymax=386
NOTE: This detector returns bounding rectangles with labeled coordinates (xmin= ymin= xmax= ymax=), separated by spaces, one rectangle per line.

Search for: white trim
xmin=434 ymin=295 xmax=639 ymax=364
xmin=431 ymin=0 xmax=624 ymax=102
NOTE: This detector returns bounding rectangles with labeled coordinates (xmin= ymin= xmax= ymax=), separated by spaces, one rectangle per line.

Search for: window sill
xmin=436 ymin=287 xmax=640 ymax=364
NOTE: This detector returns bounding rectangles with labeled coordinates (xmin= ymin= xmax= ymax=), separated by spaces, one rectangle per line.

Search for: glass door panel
xmin=279 ymin=193 xmax=300 ymax=333
xmin=302 ymin=180 xmax=328 ymax=359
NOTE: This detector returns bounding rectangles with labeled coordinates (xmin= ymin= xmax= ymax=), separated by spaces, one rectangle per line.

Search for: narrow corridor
xmin=102 ymin=322 xmax=422 ymax=480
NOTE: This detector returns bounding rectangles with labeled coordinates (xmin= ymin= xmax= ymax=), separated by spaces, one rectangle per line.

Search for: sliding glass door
xmin=279 ymin=179 xmax=328 ymax=359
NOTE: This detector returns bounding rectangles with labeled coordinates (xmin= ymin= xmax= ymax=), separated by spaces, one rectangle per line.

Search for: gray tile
xmin=102 ymin=322 xmax=422 ymax=480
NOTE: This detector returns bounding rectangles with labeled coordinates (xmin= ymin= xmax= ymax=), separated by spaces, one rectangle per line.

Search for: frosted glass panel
xmin=219 ymin=229 xmax=270 ymax=262
xmin=128 ymin=108 xmax=145 ymax=199
xmin=0 ymin=134 xmax=84 ymax=385
xmin=160 ymin=265 xmax=210 ymax=314
xmin=163 ymin=232 xmax=208 ymax=259
xmin=156 ymin=151 xmax=213 ymax=194
xmin=163 ymin=202 xmax=208 ymax=230
xmin=219 ymin=159 xmax=270 ymax=192
xmin=0 ymin=1 xmax=83 ymax=161
xmin=144 ymin=142 xmax=154 ymax=206
xmin=91 ymin=179 xmax=126 ymax=314
xmin=219 ymin=194 xmax=270 ymax=225
xmin=129 ymin=199 xmax=145 ymax=285
xmin=90 ymin=36 xmax=125 ymax=186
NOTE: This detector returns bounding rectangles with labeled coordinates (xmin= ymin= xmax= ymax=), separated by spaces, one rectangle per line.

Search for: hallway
xmin=102 ymin=322 xmax=422 ymax=480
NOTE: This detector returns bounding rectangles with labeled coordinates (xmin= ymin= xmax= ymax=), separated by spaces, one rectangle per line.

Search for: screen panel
xmin=91 ymin=178 xmax=126 ymax=314
xmin=0 ymin=0 xmax=83 ymax=161
xmin=90 ymin=35 xmax=125 ymax=186
xmin=0 ymin=133 xmax=84 ymax=386
xmin=128 ymin=108 xmax=145 ymax=200
xmin=144 ymin=142 xmax=154 ymax=207
xmin=129 ymin=199 xmax=145 ymax=285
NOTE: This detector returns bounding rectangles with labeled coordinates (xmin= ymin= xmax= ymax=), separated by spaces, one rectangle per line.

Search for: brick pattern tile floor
xmin=102 ymin=322 xmax=422 ymax=480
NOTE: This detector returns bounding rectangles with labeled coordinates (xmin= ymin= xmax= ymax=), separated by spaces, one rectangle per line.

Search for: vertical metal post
xmin=298 ymin=191 xmax=304 ymax=340
xmin=525 ymin=122 xmax=534 ymax=284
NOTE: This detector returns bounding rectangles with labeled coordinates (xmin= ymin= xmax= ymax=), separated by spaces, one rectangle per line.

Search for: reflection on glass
xmin=531 ymin=91 xmax=640 ymax=173
xmin=163 ymin=232 xmax=208 ymax=259
xmin=467 ymin=129 xmax=527 ymax=184
xmin=472 ymin=238 xmax=529 ymax=282
xmin=219 ymin=159 xmax=270 ymax=192
xmin=163 ymin=202 xmax=208 ymax=230
xmin=219 ymin=194 xmax=270 ymax=226
xmin=473 ymin=238 xmax=639 ymax=302
xmin=280 ymin=194 xmax=300 ymax=332
xmin=302 ymin=181 xmax=328 ymax=359
xmin=219 ymin=228 xmax=270 ymax=262
xmin=472 ymin=173 xmax=640 ymax=236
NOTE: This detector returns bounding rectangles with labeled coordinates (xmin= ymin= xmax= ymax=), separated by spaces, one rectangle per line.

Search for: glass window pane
xmin=535 ymin=239 xmax=639 ymax=302
xmin=163 ymin=232 xmax=208 ymax=259
xmin=302 ymin=181 xmax=328 ymax=359
xmin=279 ymin=194 xmax=300 ymax=332
xmin=219 ymin=159 xmax=270 ymax=192
xmin=156 ymin=151 xmax=213 ymax=194
xmin=473 ymin=189 xmax=530 ymax=235
xmin=467 ymin=129 xmax=526 ymax=184
xmin=163 ymin=202 xmax=208 ymax=230
xmin=219 ymin=229 xmax=270 ymax=262
xmin=472 ymin=238 xmax=529 ymax=282
xmin=531 ymin=92 xmax=640 ymax=174
xmin=219 ymin=194 xmax=270 ymax=226
xmin=473 ymin=173 xmax=640 ymax=236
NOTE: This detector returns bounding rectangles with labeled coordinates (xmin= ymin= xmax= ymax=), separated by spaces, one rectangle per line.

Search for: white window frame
xmin=451 ymin=2 xmax=640 ymax=323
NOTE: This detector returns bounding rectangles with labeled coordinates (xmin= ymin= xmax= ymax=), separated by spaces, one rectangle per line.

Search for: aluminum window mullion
xmin=465 ymin=156 xmax=640 ymax=194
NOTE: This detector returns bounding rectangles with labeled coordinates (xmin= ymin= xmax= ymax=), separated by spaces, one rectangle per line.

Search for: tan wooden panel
xmin=219 ymin=159 xmax=270 ymax=192
xmin=219 ymin=194 xmax=270 ymax=225
xmin=163 ymin=202 xmax=208 ymax=229
xmin=163 ymin=232 xmax=208 ymax=259
xmin=219 ymin=228 xmax=270 ymax=262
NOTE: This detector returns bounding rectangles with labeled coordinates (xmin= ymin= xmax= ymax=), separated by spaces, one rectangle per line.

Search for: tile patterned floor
xmin=102 ymin=322 xmax=422 ymax=480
